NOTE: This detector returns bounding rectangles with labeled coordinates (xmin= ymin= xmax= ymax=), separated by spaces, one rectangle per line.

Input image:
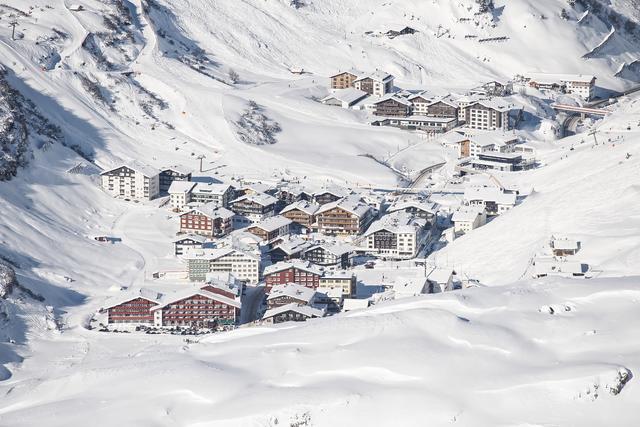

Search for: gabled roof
xmin=103 ymin=288 xmax=163 ymax=310
xmin=231 ymin=192 xmax=278 ymax=207
xmin=551 ymin=237 xmax=580 ymax=251
xmin=314 ymin=185 xmax=351 ymax=199
xmin=270 ymin=237 xmax=312 ymax=255
xmin=387 ymin=199 xmax=438 ymax=215
xmin=322 ymin=88 xmax=368 ymax=105
xmin=101 ymin=161 xmax=158 ymax=178
xmin=150 ymin=289 xmax=241 ymax=311
xmin=304 ymin=243 xmax=355 ymax=257
xmin=407 ymin=92 xmax=433 ymax=102
xmin=160 ymin=165 xmax=191 ymax=175
xmin=467 ymin=99 xmax=514 ymax=113
xmin=329 ymin=69 xmax=360 ymax=78
xmin=280 ymin=200 xmax=320 ymax=215
xmin=354 ymin=70 xmax=394 ymax=83
xmin=372 ymin=94 xmax=412 ymax=106
xmin=427 ymin=97 xmax=459 ymax=108
xmin=262 ymin=303 xmax=325 ymax=320
xmin=316 ymin=196 xmax=371 ymax=218
xmin=185 ymin=203 xmax=235 ymax=220
xmin=364 ymin=211 xmax=426 ymax=237
xmin=173 ymin=234 xmax=207 ymax=244
xmin=452 ymin=206 xmax=485 ymax=223
xmin=267 ymin=283 xmax=316 ymax=303
xmin=263 ymin=259 xmax=324 ymax=276
xmin=249 ymin=215 xmax=292 ymax=233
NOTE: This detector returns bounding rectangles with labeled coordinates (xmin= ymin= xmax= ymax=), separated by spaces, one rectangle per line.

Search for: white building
xmin=525 ymin=73 xmax=596 ymax=101
xmin=463 ymin=186 xmax=517 ymax=215
xmin=363 ymin=212 xmax=428 ymax=260
xmin=353 ymin=70 xmax=395 ymax=97
xmin=463 ymin=100 xmax=520 ymax=131
xmin=407 ymin=92 xmax=433 ymax=115
xmin=452 ymin=207 xmax=486 ymax=235
xmin=321 ymin=88 xmax=369 ymax=108
xmin=168 ymin=181 xmax=197 ymax=210
xmin=100 ymin=163 xmax=160 ymax=200
xmin=183 ymin=247 xmax=260 ymax=284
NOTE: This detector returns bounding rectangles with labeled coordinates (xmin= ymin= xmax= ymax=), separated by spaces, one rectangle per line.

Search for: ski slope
xmin=0 ymin=0 xmax=639 ymax=425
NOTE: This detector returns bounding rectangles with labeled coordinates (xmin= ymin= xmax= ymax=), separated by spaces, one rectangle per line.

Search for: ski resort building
xmin=407 ymin=92 xmax=433 ymax=115
xmin=525 ymin=73 xmax=596 ymax=101
xmin=159 ymin=167 xmax=191 ymax=193
xmin=302 ymin=244 xmax=354 ymax=269
xmin=266 ymin=283 xmax=318 ymax=309
xmin=315 ymin=196 xmax=373 ymax=235
xmin=280 ymin=200 xmax=320 ymax=230
xmin=371 ymin=116 xmax=458 ymax=133
xmin=452 ymin=207 xmax=487 ymax=235
xmin=363 ymin=212 xmax=428 ymax=260
xmin=463 ymin=187 xmax=517 ymax=215
xmin=321 ymin=88 xmax=369 ymax=108
xmin=463 ymin=100 xmax=522 ymax=131
xmin=104 ymin=290 xmax=162 ymax=324
xmin=230 ymin=193 xmax=278 ymax=225
xmin=246 ymin=215 xmax=292 ymax=242
xmin=373 ymin=95 xmax=412 ymax=116
xmin=261 ymin=303 xmax=325 ymax=324
xmin=150 ymin=289 xmax=241 ymax=327
xmin=184 ymin=248 xmax=260 ymax=283
xmin=263 ymin=260 xmax=324 ymax=291
xmin=353 ymin=71 xmax=395 ymax=96
xmin=100 ymin=164 xmax=160 ymax=200
xmin=173 ymin=234 xmax=207 ymax=256
xmin=179 ymin=204 xmax=234 ymax=237
xmin=318 ymin=271 xmax=357 ymax=297
xmin=329 ymin=71 xmax=359 ymax=89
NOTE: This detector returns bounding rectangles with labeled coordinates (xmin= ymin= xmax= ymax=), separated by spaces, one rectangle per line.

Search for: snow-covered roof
xmin=231 ymin=192 xmax=278 ymax=206
xmin=168 ymin=180 xmax=197 ymax=194
xmin=551 ymin=238 xmax=580 ymax=251
xmin=329 ymin=69 xmax=360 ymax=78
xmin=463 ymin=187 xmax=517 ymax=206
xmin=438 ymin=131 xmax=471 ymax=146
xmin=267 ymin=283 xmax=316 ymax=303
xmin=191 ymin=204 xmax=235 ymax=219
xmin=270 ymin=237 xmax=312 ymax=255
xmin=249 ymin=215 xmax=292 ymax=233
xmin=372 ymin=94 xmax=412 ymax=106
xmin=101 ymin=161 xmax=158 ymax=178
xmin=354 ymin=70 xmax=394 ymax=83
xmin=192 ymin=182 xmax=233 ymax=195
xmin=407 ymin=91 xmax=433 ymax=102
xmin=173 ymin=234 xmax=207 ymax=244
xmin=160 ymin=165 xmax=191 ymax=175
xmin=322 ymin=88 xmax=369 ymax=105
xmin=262 ymin=303 xmax=325 ymax=320
xmin=364 ymin=211 xmax=426 ymax=237
xmin=321 ymin=270 xmax=355 ymax=280
xmin=304 ymin=243 xmax=355 ymax=257
xmin=280 ymin=200 xmax=320 ymax=215
xmin=389 ymin=276 xmax=428 ymax=296
xmin=452 ymin=207 xmax=484 ymax=223
xmin=314 ymin=185 xmax=351 ymax=199
xmin=426 ymin=97 xmax=459 ymax=108
xmin=468 ymin=99 xmax=514 ymax=112
xmin=150 ymin=289 xmax=241 ymax=311
xmin=316 ymin=196 xmax=371 ymax=218
xmin=263 ymin=259 xmax=323 ymax=276
xmin=526 ymin=72 xmax=596 ymax=84
xmin=387 ymin=199 xmax=438 ymax=215
xmin=103 ymin=288 xmax=163 ymax=310
xmin=533 ymin=257 xmax=588 ymax=276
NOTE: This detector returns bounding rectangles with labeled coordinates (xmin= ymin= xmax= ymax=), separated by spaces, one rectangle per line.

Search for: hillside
xmin=0 ymin=0 xmax=639 ymax=425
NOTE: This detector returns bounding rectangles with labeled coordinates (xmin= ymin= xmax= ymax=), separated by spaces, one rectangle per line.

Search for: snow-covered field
xmin=1 ymin=0 xmax=640 ymax=425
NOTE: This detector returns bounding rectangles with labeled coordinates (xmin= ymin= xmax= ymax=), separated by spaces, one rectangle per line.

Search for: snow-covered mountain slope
xmin=433 ymin=95 xmax=640 ymax=285
xmin=0 ymin=0 xmax=639 ymax=425
xmin=1 ymin=277 xmax=639 ymax=426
